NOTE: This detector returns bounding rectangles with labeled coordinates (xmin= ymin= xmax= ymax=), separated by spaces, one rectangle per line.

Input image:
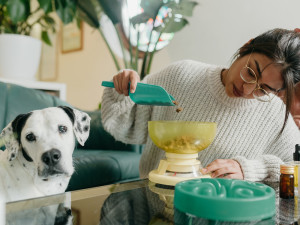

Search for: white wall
xmin=165 ymin=0 xmax=300 ymax=66
xmin=56 ymin=0 xmax=300 ymax=110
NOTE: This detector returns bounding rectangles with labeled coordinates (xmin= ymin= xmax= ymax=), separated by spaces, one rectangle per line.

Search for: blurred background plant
xmin=0 ymin=0 xmax=197 ymax=76
xmin=77 ymin=0 xmax=198 ymax=79
xmin=0 ymin=0 xmax=77 ymax=45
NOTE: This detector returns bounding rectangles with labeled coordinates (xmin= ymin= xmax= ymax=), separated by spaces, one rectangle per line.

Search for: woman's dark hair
xmin=235 ymin=28 xmax=300 ymax=134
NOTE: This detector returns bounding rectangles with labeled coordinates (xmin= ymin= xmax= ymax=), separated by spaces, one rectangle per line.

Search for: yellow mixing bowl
xmin=148 ymin=121 xmax=217 ymax=154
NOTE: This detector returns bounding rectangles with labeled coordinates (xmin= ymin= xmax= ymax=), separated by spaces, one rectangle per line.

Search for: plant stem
xmin=141 ymin=19 xmax=156 ymax=79
xmin=147 ymin=31 xmax=162 ymax=75
xmin=125 ymin=1 xmax=133 ymax=69
xmin=128 ymin=24 xmax=133 ymax=69
xmin=98 ymin=28 xmax=121 ymax=71
xmin=135 ymin=25 xmax=140 ymax=73
xmin=114 ymin=24 xmax=128 ymax=68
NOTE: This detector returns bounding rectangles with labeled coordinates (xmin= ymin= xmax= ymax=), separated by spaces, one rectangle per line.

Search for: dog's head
xmin=0 ymin=106 xmax=91 ymax=180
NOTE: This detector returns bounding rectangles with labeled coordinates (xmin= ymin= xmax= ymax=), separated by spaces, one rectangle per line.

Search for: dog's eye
xmin=26 ymin=133 xmax=36 ymax=142
xmin=58 ymin=125 xmax=68 ymax=134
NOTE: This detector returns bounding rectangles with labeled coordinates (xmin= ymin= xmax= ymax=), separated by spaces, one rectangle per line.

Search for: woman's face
xmin=222 ymin=53 xmax=284 ymax=100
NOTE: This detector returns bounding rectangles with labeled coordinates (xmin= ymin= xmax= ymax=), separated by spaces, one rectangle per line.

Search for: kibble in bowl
xmin=148 ymin=121 xmax=217 ymax=154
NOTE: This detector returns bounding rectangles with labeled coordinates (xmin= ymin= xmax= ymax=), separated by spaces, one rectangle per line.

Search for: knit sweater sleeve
xmin=233 ymin=115 xmax=300 ymax=182
xmin=100 ymin=79 xmax=152 ymax=145
xmin=100 ymin=62 xmax=180 ymax=145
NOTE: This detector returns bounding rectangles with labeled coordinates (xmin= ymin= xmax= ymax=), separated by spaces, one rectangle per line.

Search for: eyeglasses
xmin=240 ymin=52 xmax=284 ymax=102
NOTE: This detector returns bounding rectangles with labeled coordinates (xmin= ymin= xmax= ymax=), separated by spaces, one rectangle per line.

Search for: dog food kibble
xmin=159 ymin=136 xmax=211 ymax=153
xmin=176 ymin=107 xmax=183 ymax=113
xmin=172 ymin=100 xmax=183 ymax=113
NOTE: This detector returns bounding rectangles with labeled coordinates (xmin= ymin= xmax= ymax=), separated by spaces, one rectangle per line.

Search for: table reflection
xmin=5 ymin=180 xmax=300 ymax=225
xmin=99 ymin=181 xmax=300 ymax=225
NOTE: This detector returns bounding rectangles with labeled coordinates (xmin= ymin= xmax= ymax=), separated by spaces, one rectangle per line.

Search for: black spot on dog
xmin=2 ymin=130 xmax=5 ymax=135
xmin=82 ymin=116 xmax=87 ymax=121
xmin=60 ymin=183 xmax=62 ymax=186
xmin=76 ymin=122 xmax=82 ymax=133
xmin=54 ymin=205 xmax=72 ymax=225
xmin=22 ymin=147 xmax=33 ymax=162
xmin=10 ymin=164 xmax=13 ymax=167
xmin=84 ymin=126 xmax=89 ymax=132
xmin=17 ymin=178 xmax=20 ymax=181
xmin=66 ymin=209 xmax=72 ymax=216
xmin=58 ymin=106 xmax=75 ymax=124
xmin=23 ymin=163 xmax=26 ymax=167
xmin=11 ymin=112 xmax=32 ymax=144
xmin=11 ymin=153 xmax=15 ymax=158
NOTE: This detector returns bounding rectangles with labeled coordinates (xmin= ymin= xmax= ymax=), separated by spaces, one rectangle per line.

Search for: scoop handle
xmin=101 ymin=81 xmax=115 ymax=88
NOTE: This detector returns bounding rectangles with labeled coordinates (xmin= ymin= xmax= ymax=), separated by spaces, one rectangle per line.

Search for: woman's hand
xmin=113 ymin=69 xmax=140 ymax=96
xmin=201 ymin=159 xmax=244 ymax=179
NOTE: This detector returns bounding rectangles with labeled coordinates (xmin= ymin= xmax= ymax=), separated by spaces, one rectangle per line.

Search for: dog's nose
xmin=41 ymin=149 xmax=61 ymax=166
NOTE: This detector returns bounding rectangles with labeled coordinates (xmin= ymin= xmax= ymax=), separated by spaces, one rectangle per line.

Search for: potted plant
xmin=77 ymin=0 xmax=197 ymax=79
xmin=0 ymin=0 xmax=77 ymax=80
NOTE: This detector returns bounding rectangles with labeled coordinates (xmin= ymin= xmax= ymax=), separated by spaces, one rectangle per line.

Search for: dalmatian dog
xmin=0 ymin=106 xmax=91 ymax=203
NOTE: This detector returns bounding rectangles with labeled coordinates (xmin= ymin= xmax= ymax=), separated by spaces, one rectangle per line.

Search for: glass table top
xmin=4 ymin=179 xmax=300 ymax=225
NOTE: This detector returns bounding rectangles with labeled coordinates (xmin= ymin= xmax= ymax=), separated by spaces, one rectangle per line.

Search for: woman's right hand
xmin=113 ymin=69 xmax=140 ymax=96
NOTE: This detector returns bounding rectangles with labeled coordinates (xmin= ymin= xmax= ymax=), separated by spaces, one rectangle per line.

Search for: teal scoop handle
xmin=101 ymin=81 xmax=176 ymax=106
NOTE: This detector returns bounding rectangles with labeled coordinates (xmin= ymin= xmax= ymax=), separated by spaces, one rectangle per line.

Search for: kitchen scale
xmin=148 ymin=121 xmax=217 ymax=186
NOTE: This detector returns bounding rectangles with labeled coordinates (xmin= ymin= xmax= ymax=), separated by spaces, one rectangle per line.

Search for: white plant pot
xmin=0 ymin=34 xmax=42 ymax=80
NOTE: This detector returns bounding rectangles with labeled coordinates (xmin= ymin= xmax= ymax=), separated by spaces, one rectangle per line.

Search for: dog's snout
xmin=41 ymin=149 xmax=61 ymax=166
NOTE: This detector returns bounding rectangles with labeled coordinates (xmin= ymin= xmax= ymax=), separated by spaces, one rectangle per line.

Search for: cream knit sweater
xmin=101 ymin=60 xmax=300 ymax=182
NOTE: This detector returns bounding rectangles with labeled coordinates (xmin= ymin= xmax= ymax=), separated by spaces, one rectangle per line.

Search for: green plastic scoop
xmin=101 ymin=81 xmax=176 ymax=106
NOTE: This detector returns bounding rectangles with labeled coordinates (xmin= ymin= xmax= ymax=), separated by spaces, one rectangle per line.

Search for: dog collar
xmin=22 ymin=147 xmax=33 ymax=162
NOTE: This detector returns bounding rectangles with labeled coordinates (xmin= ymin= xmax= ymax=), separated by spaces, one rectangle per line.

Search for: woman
xmin=292 ymin=83 xmax=300 ymax=128
xmin=101 ymin=28 xmax=300 ymax=182
xmin=280 ymin=82 xmax=300 ymax=128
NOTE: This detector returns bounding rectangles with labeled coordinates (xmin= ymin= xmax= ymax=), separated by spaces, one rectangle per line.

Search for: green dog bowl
xmin=174 ymin=178 xmax=275 ymax=222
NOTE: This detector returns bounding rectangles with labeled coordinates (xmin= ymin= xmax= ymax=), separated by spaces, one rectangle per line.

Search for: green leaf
xmin=38 ymin=0 xmax=53 ymax=14
xmin=43 ymin=15 xmax=55 ymax=26
xmin=0 ymin=0 xmax=8 ymax=5
xmin=98 ymin=0 xmax=123 ymax=24
xmin=154 ymin=17 xmax=188 ymax=33
xmin=41 ymin=30 xmax=52 ymax=46
xmin=140 ymin=0 xmax=163 ymax=19
xmin=77 ymin=0 xmax=101 ymax=28
xmin=130 ymin=12 xmax=151 ymax=26
xmin=166 ymin=1 xmax=198 ymax=17
xmin=55 ymin=0 xmax=77 ymax=24
xmin=6 ymin=0 xmax=30 ymax=24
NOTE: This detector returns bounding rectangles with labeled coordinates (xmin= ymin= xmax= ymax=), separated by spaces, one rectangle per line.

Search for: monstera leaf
xmin=140 ymin=0 xmax=164 ymax=20
xmin=130 ymin=0 xmax=163 ymax=26
xmin=153 ymin=1 xmax=197 ymax=33
xmin=154 ymin=18 xmax=189 ymax=33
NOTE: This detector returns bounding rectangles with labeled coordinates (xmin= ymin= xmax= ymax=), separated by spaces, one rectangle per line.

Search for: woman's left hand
xmin=201 ymin=159 xmax=244 ymax=179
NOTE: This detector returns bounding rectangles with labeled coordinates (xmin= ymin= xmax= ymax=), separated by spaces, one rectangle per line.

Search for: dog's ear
xmin=0 ymin=113 xmax=31 ymax=161
xmin=58 ymin=106 xmax=91 ymax=146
